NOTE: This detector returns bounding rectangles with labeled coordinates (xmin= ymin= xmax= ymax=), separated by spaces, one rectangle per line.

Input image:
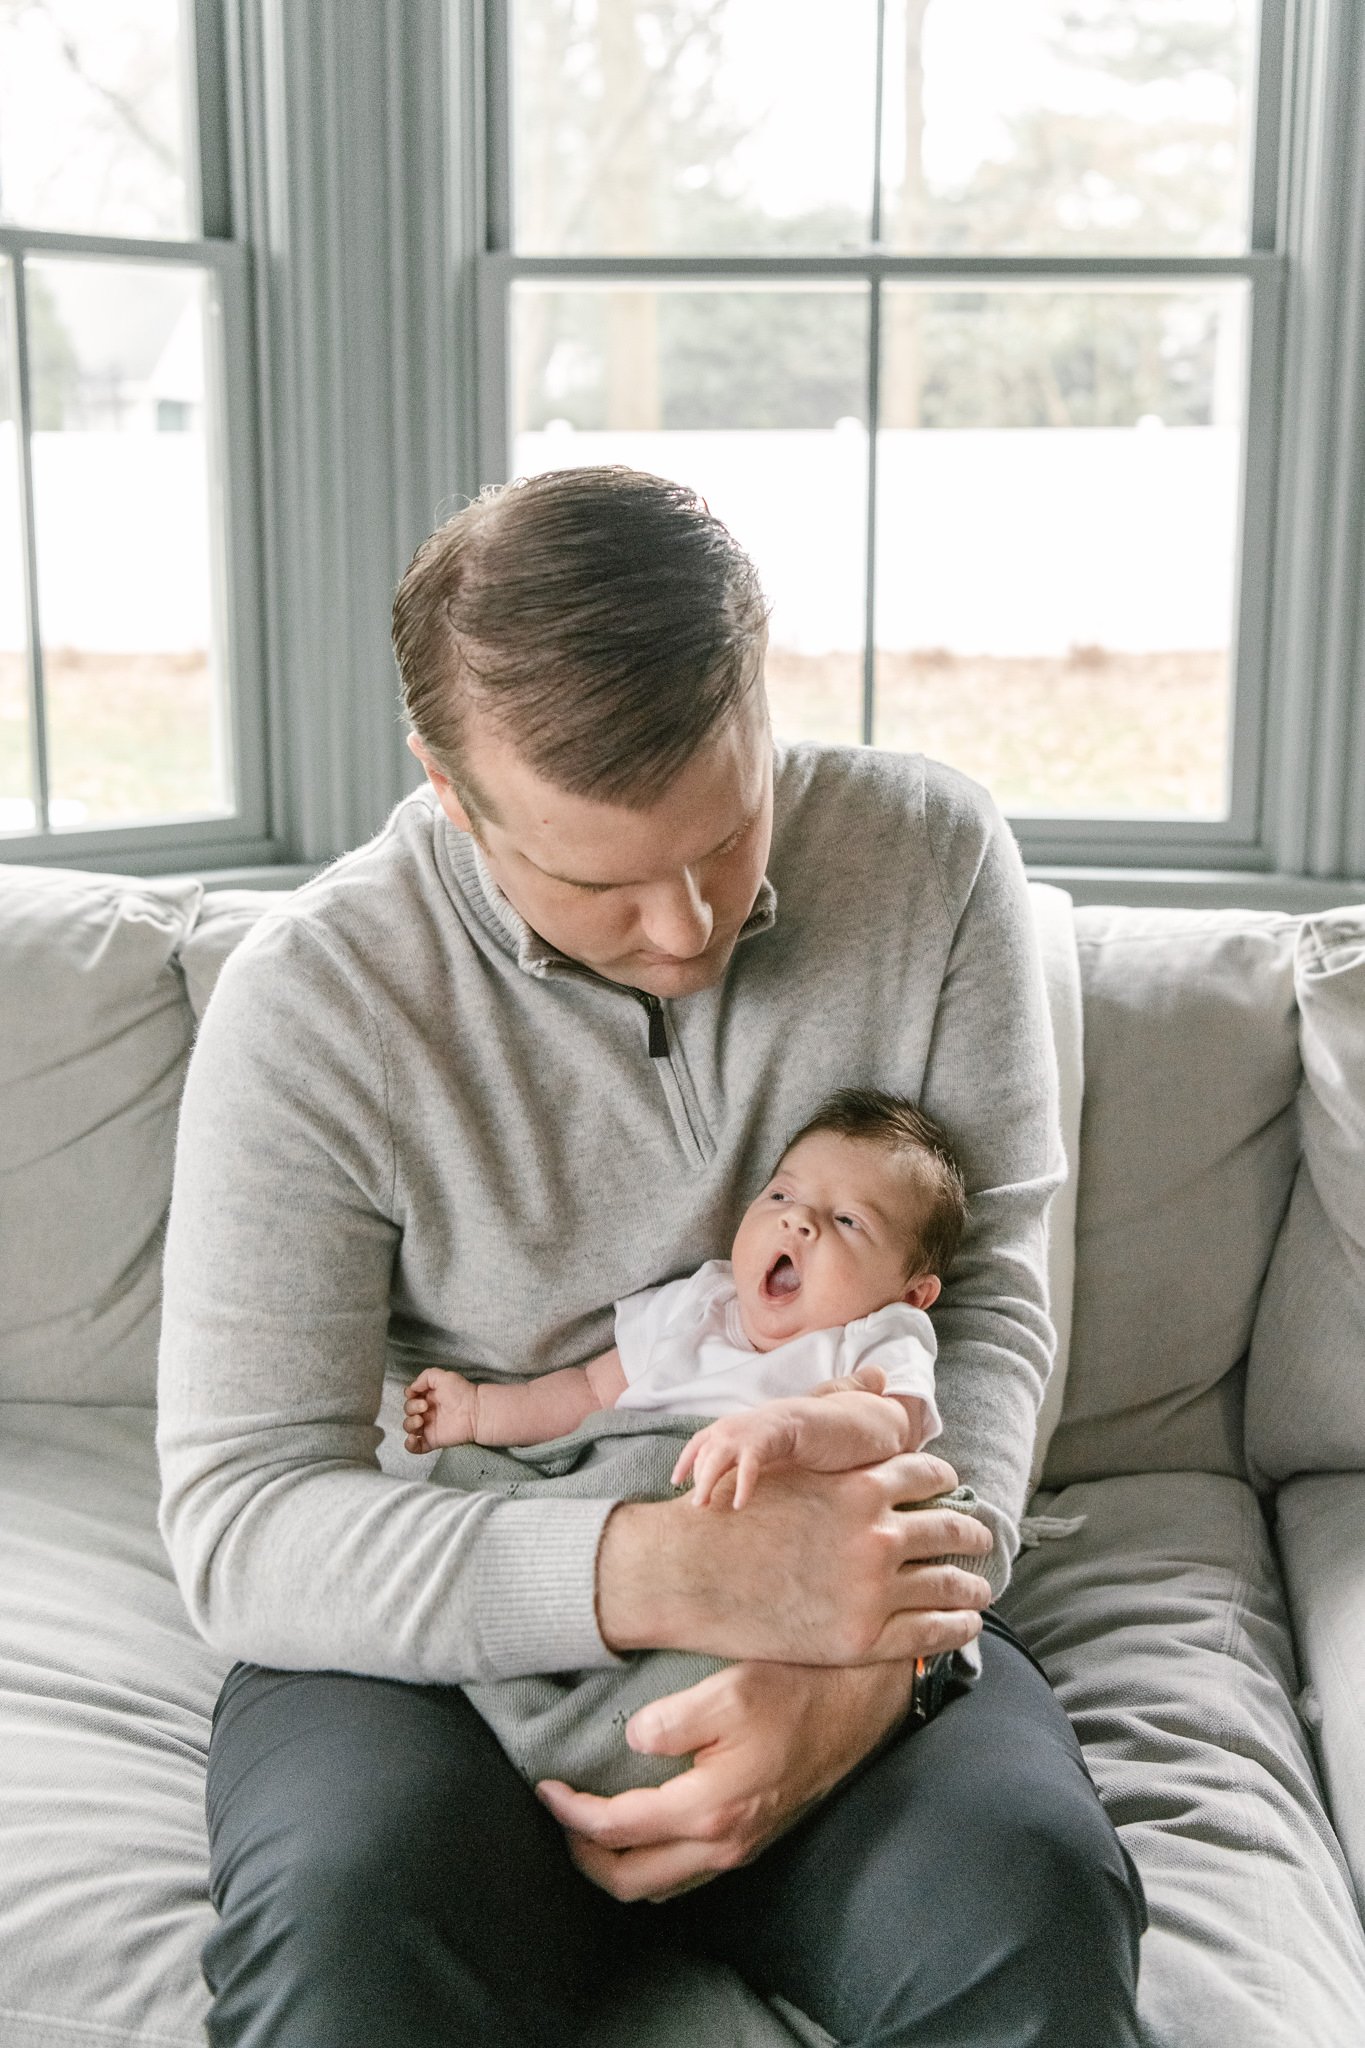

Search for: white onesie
xmin=612 ymin=1258 xmax=942 ymax=1448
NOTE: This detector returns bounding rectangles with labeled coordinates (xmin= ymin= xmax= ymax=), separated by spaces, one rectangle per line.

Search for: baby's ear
xmin=902 ymin=1273 xmax=941 ymax=1312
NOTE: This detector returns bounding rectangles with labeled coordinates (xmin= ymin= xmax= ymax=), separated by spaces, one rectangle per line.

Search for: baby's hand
xmin=671 ymin=1406 xmax=804 ymax=1511
xmin=403 ymin=1367 xmax=479 ymax=1453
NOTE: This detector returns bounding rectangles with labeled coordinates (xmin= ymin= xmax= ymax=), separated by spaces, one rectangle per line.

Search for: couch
xmin=2 ymin=859 xmax=1364 ymax=2047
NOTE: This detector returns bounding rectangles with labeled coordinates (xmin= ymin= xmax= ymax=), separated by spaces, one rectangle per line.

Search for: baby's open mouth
xmin=762 ymin=1252 xmax=801 ymax=1300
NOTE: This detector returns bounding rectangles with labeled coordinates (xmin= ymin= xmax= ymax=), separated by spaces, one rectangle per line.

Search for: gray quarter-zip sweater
xmin=156 ymin=741 xmax=1060 ymax=1683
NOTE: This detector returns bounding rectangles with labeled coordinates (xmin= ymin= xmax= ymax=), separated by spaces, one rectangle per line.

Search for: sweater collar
xmin=443 ymin=818 xmax=778 ymax=982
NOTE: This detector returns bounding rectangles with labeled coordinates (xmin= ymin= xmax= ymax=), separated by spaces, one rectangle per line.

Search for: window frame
xmin=0 ymin=0 xmax=273 ymax=872
xmin=473 ymin=0 xmax=1295 ymax=873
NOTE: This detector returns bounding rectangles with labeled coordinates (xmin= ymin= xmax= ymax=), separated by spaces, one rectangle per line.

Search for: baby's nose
xmin=781 ymin=1207 xmax=817 ymax=1237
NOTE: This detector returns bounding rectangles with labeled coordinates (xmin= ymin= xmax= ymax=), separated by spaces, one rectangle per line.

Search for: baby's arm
xmin=403 ymin=1347 xmax=626 ymax=1452
xmin=671 ymin=1367 xmax=930 ymax=1510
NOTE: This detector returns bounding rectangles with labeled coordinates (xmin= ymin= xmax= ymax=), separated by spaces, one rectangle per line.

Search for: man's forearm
xmin=594 ymin=1459 xmax=993 ymax=1666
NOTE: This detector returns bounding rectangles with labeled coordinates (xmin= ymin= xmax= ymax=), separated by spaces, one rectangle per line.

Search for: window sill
xmin=1028 ymin=865 xmax=1365 ymax=912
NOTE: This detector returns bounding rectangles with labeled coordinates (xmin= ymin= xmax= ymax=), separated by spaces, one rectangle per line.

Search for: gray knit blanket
xmin=434 ymin=1408 xmax=982 ymax=1796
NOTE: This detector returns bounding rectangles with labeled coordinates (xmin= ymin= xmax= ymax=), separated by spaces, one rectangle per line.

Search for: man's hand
xmin=536 ymin=1657 xmax=921 ymax=1903
xmin=596 ymin=1450 xmax=993 ymax=1667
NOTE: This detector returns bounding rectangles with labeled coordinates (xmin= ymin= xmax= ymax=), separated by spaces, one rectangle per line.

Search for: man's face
xmin=729 ymin=1129 xmax=941 ymax=1352
xmin=410 ymin=696 xmax=773 ymax=999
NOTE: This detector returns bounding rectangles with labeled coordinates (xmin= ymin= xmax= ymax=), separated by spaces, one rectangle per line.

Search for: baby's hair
xmin=779 ymin=1088 xmax=968 ymax=1280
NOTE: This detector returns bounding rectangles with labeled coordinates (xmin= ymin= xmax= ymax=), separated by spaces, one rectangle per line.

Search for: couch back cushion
xmin=1043 ymin=906 xmax=1301 ymax=1489
xmin=0 ymin=866 xmax=201 ymax=1404
xmin=1245 ymin=908 xmax=1365 ymax=1484
xmin=176 ymin=886 xmax=295 ymax=1021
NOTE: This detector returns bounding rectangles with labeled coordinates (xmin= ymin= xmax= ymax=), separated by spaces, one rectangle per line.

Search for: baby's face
xmin=730 ymin=1128 xmax=933 ymax=1352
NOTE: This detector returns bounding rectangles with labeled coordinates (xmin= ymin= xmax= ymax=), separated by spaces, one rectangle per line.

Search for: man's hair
xmin=392 ymin=466 xmax=771 ymax=819
xmin=779 ymin=1087 xmax=969 ymax=1280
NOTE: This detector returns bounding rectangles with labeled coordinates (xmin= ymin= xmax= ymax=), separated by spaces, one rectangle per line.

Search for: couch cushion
xmin=999 ymin=1471 xmax=1365 ymax=2046
xmin=1245 ymin=907 xmax=1365 ymax=1484
xmin=0 ymin=1404 xmax=228 ymax=2046
xmin=1274 ymin=1474 xmax=1365 ymax=1917
xmin=0 ymin=1401 xmax=814 ymax=2048
xmin=1045 ymin=908 xmax=1300 ymax=1487
xmin=177 ymin=886 xmax=295 ymax=1022
xmin=0 ymin=867 xmax=200 ymax=1405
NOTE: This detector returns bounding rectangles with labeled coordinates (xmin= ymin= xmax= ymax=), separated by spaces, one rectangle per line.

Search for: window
xmin=3 ymin=0 xmax=1357 ymax=897
xmin=0 ymin=0 xmax=267 ymax=866
xmin=479 ymin=0 xmax=1288 ymax=869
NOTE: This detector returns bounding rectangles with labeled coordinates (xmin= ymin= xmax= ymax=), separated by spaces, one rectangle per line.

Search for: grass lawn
xmin=1 ymin=649 xmax=228 ymax=827
xmin=2 ymin=643 xmax=1229 ymax=830
xmin=766 ymin=646 xmax=1229 ymax=818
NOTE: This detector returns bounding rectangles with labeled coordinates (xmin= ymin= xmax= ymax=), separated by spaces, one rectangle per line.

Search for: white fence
xmin=0 ymin=423 xmax=1240 ymax=657
xmin=517 ymin=424 xmax=1241 ymax=657
xmin=0 ymin=429 xmax=212 ymax=655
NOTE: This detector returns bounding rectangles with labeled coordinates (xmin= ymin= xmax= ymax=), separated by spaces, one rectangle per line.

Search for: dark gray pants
xmin=203 ymin=1613 xmax=1146 ymax=2047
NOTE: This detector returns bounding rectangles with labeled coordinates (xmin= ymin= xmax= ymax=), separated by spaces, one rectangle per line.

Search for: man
xmin=158 ymin=466 xmax=1145 ymax=2044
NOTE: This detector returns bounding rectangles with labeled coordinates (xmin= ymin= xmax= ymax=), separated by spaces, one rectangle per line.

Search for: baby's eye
xmin=768 ymin=1189 xmax=788 ymax=1203
xmin=836 ymin=1213 xmax=860 ymax=1230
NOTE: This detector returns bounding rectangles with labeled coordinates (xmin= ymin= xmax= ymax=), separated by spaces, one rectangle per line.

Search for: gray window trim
xmin=213 ymin=0 xmax=451 ymax=868
xmin=1263 ymin=0 xmax=1365 ymax=882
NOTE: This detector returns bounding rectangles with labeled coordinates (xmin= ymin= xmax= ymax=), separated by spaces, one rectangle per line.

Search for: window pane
xmin=512 ymin=0 xmax=878 ymax=255
xmin=512 ymin=282 xmax=870 ymax=744
xmin=0 ymin=259 xmax=34 ymax=832
xmin=27 ymin=259 xmax=231 ymax=828
xmin=882 ymin=0 xmax=1257 ymax=256
xmin=0 ymin=0 xmax=192 ymax=239
xmin=873 ymin=284 xmax=1246 ymax=817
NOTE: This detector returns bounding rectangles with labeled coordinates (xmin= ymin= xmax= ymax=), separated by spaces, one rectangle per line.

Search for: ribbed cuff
xmin=471 ymin=1497 xmax=626 ymax=1678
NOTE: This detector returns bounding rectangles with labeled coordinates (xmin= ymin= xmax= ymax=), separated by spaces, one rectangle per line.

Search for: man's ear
xmin=902 ymin=1273 xmax=941 ymax=1312
xmin=407 ymin=732 xmax=475 ymax=834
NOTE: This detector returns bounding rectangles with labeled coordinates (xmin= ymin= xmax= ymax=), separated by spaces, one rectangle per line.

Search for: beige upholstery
xmin=0 ymin=867 xmax=200 ymax=1406
xmin=1047 ymin=907 xmax=1301 ymax=1488
xmin=1002 ymin=1472 xmax=1365 ymax=2044
xmin=1246 ymin=909 xmax=1365 ymax=1482
xmin=1275 ymin=1476 xmax=1365 ymax=1917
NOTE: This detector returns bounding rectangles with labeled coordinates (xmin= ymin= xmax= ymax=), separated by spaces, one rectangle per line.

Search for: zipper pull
xmin=637 ymin=993 xmax=668 ymax=1058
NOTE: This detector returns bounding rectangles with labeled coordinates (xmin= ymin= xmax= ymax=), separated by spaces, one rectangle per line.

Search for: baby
xmin=404 ymin=1088 xmax=967 ymax=1509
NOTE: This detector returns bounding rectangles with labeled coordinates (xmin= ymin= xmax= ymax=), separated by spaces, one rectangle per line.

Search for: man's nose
xmin=638 ymin=871 xmax=714 ymax=958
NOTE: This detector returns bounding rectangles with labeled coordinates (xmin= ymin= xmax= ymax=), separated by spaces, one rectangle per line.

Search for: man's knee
xmin=884 ymin=1785 xmax=1146 ymax=2046
xmin=1008 ymin=1787 xmax=1147 ymax=1986
xmin=205 ymin=1807 xmax=558 ymax=2048
xmin=209 ymin=1803 xmax=417 ymax=1988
